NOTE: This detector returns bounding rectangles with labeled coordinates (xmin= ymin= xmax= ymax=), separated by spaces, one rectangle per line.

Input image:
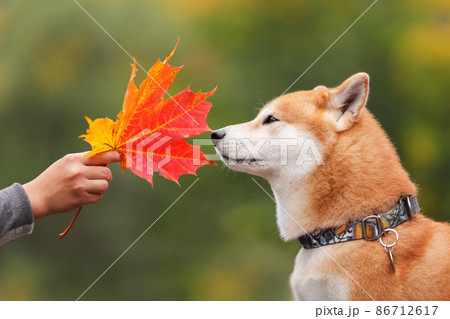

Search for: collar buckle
xmin=362 ymin=215 xmax=385 ymax=240
xmin=401 ymin=196 xmax=413 ymax=218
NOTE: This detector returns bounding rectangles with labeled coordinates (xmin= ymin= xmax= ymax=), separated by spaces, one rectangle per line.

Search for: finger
xmin=84 ymin=166 xmax=113 ymax=182
xmin=85 ymin=179 xmax=109 ymax=194
xmin=83 ymin=193 xmax=103 ymax=205
xmin=83 ymin=151 xmax=121 ymax=166
xmin=63 ymin=152 xmax=89 ymax=163
xmin=77 ymin=151 xmax=90 ymax=157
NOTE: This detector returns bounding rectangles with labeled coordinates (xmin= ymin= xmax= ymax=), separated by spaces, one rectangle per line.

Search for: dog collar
xmin=298 ymin=195 xmax=420 ymax=249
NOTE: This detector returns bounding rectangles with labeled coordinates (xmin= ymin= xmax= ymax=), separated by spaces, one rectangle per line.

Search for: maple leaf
xmin=81 ymin=40 xmax=216 ymax=185
xmin=58 ymin=40 xmax=215 ymax=239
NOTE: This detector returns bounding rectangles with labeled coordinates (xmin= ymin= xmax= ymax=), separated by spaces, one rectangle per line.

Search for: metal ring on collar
xmin=379 ymin=228 xmax=399 ymax=248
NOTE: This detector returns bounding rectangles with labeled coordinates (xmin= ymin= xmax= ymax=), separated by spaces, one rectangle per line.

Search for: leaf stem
xmin=58 ymin=206 xmax=83 ymax=239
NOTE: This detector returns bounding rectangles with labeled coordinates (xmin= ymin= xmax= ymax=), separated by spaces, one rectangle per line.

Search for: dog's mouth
xmin=221 ymin=153 xmax=263 ymax=164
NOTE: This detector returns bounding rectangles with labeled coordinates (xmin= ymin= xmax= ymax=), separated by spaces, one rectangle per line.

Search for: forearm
xmin=0 ymin=183 xmax=34 ymax=246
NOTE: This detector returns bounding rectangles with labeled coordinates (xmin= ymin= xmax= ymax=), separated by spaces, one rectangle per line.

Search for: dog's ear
xmin=313 ymin=85 xmax=327 ymax=91
xmin=324 ymin=73 xmax=369 ymax=132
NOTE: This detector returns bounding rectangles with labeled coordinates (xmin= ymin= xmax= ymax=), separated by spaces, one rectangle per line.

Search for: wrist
xmin=23 ymin=180 xmax=47 ymax=221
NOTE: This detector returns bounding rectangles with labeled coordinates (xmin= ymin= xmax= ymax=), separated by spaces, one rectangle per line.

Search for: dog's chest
xmin=290 ymin=247 xmax=349 ymax=300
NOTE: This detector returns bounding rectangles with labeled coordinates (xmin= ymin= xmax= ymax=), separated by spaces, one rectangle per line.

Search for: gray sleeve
xmin=0 ymin=183 xmax=34 ymax=246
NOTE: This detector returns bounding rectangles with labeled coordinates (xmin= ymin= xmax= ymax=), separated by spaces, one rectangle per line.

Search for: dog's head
xmin=212 ymin=73 xmax=370 ymax=181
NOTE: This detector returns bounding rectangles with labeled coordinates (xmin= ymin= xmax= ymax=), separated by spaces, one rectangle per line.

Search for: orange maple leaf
xmin=80 ymin=40 xmax=216 ymax=185
xmin=58 ymin=40 xmax=215 ymax=239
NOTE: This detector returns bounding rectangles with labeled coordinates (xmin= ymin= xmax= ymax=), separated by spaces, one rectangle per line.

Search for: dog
xmin=212 ymin=73 xmax=450 ymax=300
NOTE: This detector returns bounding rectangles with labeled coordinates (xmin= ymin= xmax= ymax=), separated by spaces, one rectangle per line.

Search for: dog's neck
xmin=269 ymin=111 xmax=417 ymax=241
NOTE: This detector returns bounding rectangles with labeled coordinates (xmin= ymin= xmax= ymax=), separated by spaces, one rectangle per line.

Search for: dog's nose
xmin=211 ymin=129 xmax=226 ymax=145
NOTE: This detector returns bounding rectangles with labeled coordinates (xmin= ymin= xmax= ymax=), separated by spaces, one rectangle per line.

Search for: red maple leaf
xmin=59 ymin=40 xmax=216 ymax=239
xmin=80 ymin=39 xmax=216 ymax=185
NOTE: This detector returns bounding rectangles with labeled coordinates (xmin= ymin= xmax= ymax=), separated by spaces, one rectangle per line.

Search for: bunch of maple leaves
xmin=59 ymin=41 xmax=216 ymax=238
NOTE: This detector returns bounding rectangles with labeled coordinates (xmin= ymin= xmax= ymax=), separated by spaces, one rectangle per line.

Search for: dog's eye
xmin=263 ymin=115 xmax=279 ymax=125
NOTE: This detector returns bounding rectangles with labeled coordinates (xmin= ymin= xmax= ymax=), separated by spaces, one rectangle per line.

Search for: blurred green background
xmin=0 ymin=0 xmax=449 ymax=300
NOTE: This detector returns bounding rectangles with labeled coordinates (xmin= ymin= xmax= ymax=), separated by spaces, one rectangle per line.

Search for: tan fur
xmin=214 ymin=73 xmax=450 ymax=300
xmin=273 ymin=93 xmax=417 ymax=233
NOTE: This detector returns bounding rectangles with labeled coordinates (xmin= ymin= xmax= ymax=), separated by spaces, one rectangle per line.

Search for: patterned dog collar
xmin=298 ymin=195 xmax=420 ymax=249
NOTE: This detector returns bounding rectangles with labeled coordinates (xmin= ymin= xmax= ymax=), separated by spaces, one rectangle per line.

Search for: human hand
xmin=23 ymin=151 xmax=121 ymax=221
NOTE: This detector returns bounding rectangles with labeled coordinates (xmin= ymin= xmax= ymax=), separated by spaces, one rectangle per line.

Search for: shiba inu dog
xmin=212 ymin=73 xmax=450 ymax=300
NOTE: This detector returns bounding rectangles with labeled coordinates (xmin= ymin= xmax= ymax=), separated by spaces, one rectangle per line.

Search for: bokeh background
xmin=0 ymin=0 xmax=448 ymax=300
